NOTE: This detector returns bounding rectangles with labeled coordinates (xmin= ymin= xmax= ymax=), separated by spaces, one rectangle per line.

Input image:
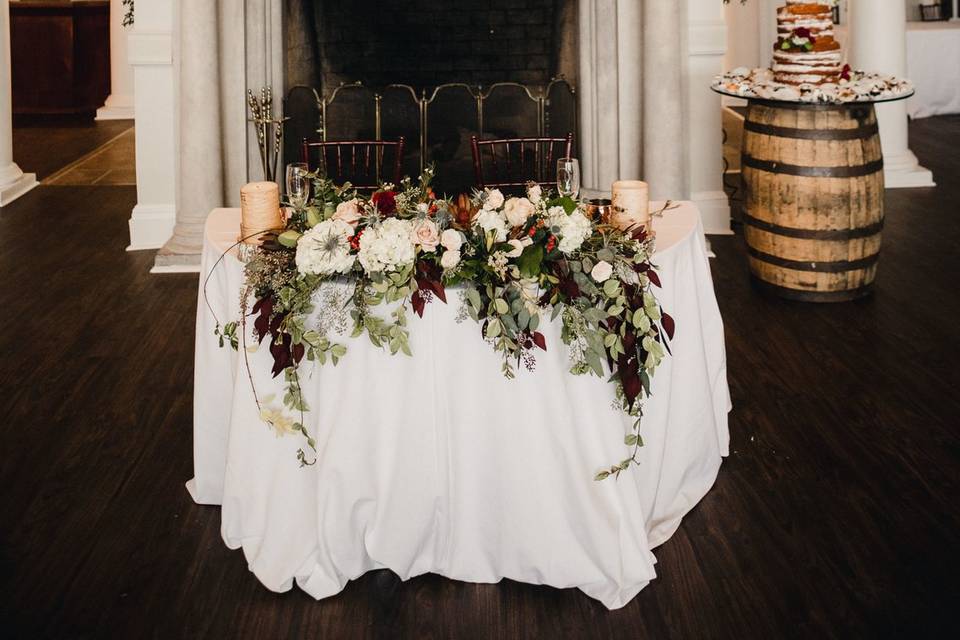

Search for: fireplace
xmin=281 ymin=0 xmax=578 ymax=195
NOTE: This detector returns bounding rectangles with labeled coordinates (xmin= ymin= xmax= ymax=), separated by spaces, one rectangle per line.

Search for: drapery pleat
xmin=578 ymin=0 xmax=687 ymax=200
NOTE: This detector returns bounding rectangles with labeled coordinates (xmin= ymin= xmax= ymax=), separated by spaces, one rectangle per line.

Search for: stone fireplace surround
xmin=128 ymin=0 xmax=730 ymax=272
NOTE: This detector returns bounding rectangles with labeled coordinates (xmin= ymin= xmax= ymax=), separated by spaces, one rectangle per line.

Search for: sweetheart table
xmin=188 ymin=201 xmax=731 ymax=610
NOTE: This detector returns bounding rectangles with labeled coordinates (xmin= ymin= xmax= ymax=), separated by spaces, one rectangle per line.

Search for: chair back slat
xmin=301 ymin=137 xmax=405 ymax=190
xmin=470 ymin=134 xmax=572 ymax=192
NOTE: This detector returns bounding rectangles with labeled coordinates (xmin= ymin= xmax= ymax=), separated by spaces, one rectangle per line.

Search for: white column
xmin=849 ymin=0 xmax=934 ymax=188
xmin=127 ymin=0 xmax=176 ymax=250
xmin=952 ymin=0 xmax=959 ymax=21
xmin=686 ymin=0 xmax=732 ymax=235
xmin=96 ymin=0 xmax=135 ymax=121
xmin=0 ymin=0 xmax=37 ymax=206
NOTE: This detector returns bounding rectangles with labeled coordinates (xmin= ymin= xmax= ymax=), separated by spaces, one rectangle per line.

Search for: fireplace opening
xmin=282 ymin=0 xmax=578 ymax=196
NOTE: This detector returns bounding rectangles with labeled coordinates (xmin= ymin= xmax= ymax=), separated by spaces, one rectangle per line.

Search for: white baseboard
xmin=150 ymin=263 xmax=201 ymax=274
xmin=127 ymin=203 xmax=175 ymax=251
xmin=692 ymin=190 xmax=733 ymax=236
xmin=0 ymin=173 xmax=38 ymax=206
xmin=95 ymin=105 xmax=136 ymax=121
xmin=884 ymin=166 xmax=936 ymax=189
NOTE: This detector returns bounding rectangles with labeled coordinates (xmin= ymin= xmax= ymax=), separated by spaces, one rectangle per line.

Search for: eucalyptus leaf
xmin=278 ymin=230 xmax=301 ymax=248
xmin=517 ymin=244 xmax=544 ymax=279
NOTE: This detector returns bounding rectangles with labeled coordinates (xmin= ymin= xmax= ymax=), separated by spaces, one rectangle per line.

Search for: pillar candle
xmin=240 ymin=181 xmax=283 ymax=245
xmin=610 ymin=180 xmax=650 ymax=230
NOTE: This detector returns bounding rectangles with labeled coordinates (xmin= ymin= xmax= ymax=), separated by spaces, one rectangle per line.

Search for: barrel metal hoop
xmin=744 ymin=120 xmax=879 ymax=141
xmin=747 ymin=246 xmax=880 ymax=272
xmin=742 ymin=155 xmax=884 ymax=178
xmin=750 ymin=276 xmax=875 ymax=302
xmin=743 ymin=214 xmax=884 ymax=240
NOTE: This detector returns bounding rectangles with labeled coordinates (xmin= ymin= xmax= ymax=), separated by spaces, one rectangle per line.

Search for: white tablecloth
xmin=188 ymin=203 xmax=731 ymax=609
xmin=906 ymin=21 xmax=960 ymax=118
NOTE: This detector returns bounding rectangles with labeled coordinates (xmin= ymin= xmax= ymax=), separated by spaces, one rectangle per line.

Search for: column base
xmin=96 ymin=105 xmax=135 ymax=121
xmin=0 ymin=172 xmax=39 ymax=206
xmin=96 ymin=94 xmax=135 ymax=121
xmin=883 ymin=149 xmax=935 ymax=189
xmin=151 ymin=247 xmax=201 ymax=274
xmin=127 ymin=203 xmax=175 ymax=251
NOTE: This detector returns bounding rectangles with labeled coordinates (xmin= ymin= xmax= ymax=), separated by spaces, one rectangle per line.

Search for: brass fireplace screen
xmin=283 ymin=79 xmax=577 ymax=196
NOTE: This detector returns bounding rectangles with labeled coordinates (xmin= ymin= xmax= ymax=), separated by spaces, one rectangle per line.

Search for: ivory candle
xmin=240 ymin=181 xmax=283 ymax=245
xmin=610 ymin=180 xmax=650 ymax=231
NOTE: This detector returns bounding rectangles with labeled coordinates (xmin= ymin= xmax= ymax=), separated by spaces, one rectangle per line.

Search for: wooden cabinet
xmin=10 ymin=1 xmax=110 ymax=116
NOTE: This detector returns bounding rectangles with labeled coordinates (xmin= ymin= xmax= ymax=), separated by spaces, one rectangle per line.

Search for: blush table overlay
xmin=188 ymin=202 xmax=731 ymax=610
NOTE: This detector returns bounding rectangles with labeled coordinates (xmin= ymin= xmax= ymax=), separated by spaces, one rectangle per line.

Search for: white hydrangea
xmin=473 ymin=208 xmax=508 ymax=242
xmin=295 ymin=219 xmax=356 ymax=276
xmin=547 ymin=206 xmax=592 ymax=253
xmin=357 ymin=218 xmax=416 ymax=273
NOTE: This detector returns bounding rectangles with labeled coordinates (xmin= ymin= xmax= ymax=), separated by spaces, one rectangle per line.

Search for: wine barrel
xmin=741 ymin=100 xmax=885 ymax=302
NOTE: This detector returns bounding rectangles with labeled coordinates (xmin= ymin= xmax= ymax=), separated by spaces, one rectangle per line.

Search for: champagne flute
xmin=285 ymin=162 xmax=310 ymax=210
xmin=557 ymin=157 xmax=580 ymax=200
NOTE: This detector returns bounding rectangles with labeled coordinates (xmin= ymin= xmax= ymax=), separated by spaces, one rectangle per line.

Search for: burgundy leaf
xmin=661 ymin=311 xmax=675 ymax=340
xmin=532 ymin=331 xmax=547 ymax=351
xmin=559 ymin=278 xmax=580 ymax=299
xmin=411 ymin=290 xmax=426 ymax=318
xmin=620 ymin=359 xmax=641 ymax=408
xmin=429 ymin=279 xmax=447 ymax=303
xmin=269 ymin=339 xmax=291 ymax=377
xmin=292 ymin=342 xmax=305 ymax=364
xmin=647 ymin=269 xmax=662 ymax=288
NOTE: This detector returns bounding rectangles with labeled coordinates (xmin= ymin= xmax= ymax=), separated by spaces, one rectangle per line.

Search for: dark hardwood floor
xmin=12 ymin=116 xmax=133 ymax=181
xmin=1 ymin=117 xmax=958 ymax=639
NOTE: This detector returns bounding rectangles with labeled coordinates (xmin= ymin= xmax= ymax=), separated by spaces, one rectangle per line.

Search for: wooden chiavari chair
xmin=470 ymin=133 xmax=573 ymax=192
xmin=300 ymin=137 xmax=405 ymax=190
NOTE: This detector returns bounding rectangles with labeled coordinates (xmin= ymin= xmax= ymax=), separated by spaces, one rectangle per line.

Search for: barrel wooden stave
xmin=741 ymin=101 xmax=885 ymax=301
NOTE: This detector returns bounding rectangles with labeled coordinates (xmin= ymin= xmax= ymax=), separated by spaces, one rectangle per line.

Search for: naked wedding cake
xmin=772 ymin=1 xmax=845 ymax=85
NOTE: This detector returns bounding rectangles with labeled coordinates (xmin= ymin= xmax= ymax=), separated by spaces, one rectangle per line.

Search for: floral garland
xmin=214 ymin=168 xmax=673 ymax=481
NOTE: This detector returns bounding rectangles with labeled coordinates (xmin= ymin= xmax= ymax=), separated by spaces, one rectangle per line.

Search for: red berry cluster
xmin=349 ymin=229 xmax=363 ymax=251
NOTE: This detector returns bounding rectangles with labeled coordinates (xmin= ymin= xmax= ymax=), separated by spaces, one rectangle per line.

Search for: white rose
xmin=527 ymin=184 xmax=542 ymax=204
xmin=483 ymin=188 xmax=504 ymax=210
xmin=440 ymin=228 xmax=463 ymax=252
xmin=332 ymin=198 xmax=361 ymax=228
xmin=473 ymin=208 xmax=508 ymax=242
xmin=440 ymin=249 xmax=461 ymax=269
xmin=591 ymin=260 xmax=614 ymax=283
xmin=504 ymin=239 xmax=525 ymax=258
xmin=503 ymin=197 xmax=535 ymax=228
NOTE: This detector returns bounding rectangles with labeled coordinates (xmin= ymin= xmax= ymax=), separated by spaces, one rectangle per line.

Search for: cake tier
xmin=772 ymin=49 xmax=843 ymax=85
xmin=776 ymin=6 xmax=835 ymax=37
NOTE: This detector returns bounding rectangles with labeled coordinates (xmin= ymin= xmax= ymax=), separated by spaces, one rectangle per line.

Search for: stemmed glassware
xmin=556 ymin=157 xmax=581 ymax=200
xmin=285 ymin=162 xmax=310 ymax=210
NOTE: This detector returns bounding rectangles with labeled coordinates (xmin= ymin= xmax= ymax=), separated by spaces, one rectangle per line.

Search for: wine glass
xmin=285 ymin=162 xmax=310 ymax=210
xmin=557 ymin=157 xmax=580 ymax=200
